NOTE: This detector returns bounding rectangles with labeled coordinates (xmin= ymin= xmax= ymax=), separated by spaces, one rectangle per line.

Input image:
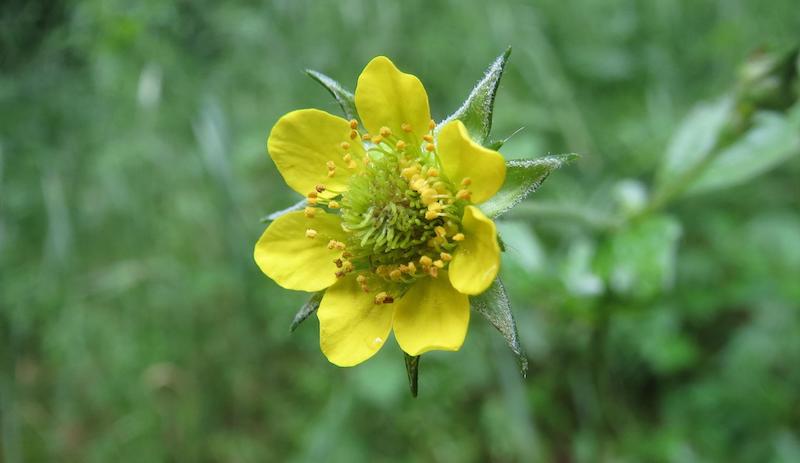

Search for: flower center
xmin=304 ymin=120 xmax=474 ymax=303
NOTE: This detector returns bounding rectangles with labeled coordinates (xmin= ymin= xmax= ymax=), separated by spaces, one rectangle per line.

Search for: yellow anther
xmin=326 ymin=160 xmax=336 ymax=170
xmin=342 ymin=261 xmax=354 ymax=273
xmin=372 ymin=135 xmax=383 ymax=145
xmin=456 ymin=189 xmax=471 ymax=200
xmin=426 ymin=167 xmax=439 ymax=177
xmin=362 ymin=133 xmax=372 ymax=142
xmin=304 ymin=207 xmax=317 ymax=218
xmin=357 ymin=274 xmax=367 ymax=284
xmin=307 ymin=197 xmax=318 ymax=205
xmin=305 ymin=229 xmax=318 ymax=239
xmin=315 ymin=184 xmax=326 ymax=193
xmin=406 ymin=262 xmax=417 ymax=274
xmin=425 ymin=210 xmax=439 ymax=220
xmin=343 ymin=153 xmax=352 ymax=163
xmin=349 ymin=119 xmax=358 ymax=129
xmin=374 ymin=292 xmax=394 ymax=305
xmin=327 ymin=170 xmax=335 ymax=178
xmin=327 ymin=240 xmax=338 ymax=250
xmin=421 ymin=188 xmax=437 ymax=205
xmin=428 ymin=202 xmax=443 ymax=212
xmin=333 ymin=258 xmax=343 ymax=268
xmin=379 ymin=126 xmax=392 ymax=137
xmin=308 ymin=191 xmax=318 ymax=199
xmin=348 ymin=160 xmax=358 ymax=169
xmin=425 ymin=143 xmax=436 ymax=152
xmin=389 ymin=269 xmax=402 ymax=281
xmin=440 ymin=252 xmax=452 ymax=262
xmin=433 ymin=259 xmax=445 ymax=269
xmin=401 ymin=166 xmax=418 ymax=180
xmin=461 ymin=177 xmax=472 ymax=186
xmin=349 ymin=130 xmax=359 ymax=140
xmin=428 ymin=119 xmax=436 ymax=130
xmin=434 ymin=226 xmax=447 ymax=237
xmin=428 ymin=266 xmax=439 ymax=278
xmin=419 ymin=256 xmax=433 ymax=267
xmin=341 ymin=142 xmax=351 ymax=151
xmin=401 ymin=122 xmax=412 ymax=133
xmin=423 ymin=134 xmax=434 ymax=143
xmin=342 ymin=251 xmax=352 ymax=258
xmin=395 ymin=140 xmax=407 ymax=151
xmin=328 ymin=200 xmax=340 ymax=209
xmin=453 ymin=233 xmax=465 ymax=241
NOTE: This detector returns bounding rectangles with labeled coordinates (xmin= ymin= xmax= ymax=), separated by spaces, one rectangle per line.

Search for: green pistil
xmin=339 ymin=146 xmax=464 ymax=278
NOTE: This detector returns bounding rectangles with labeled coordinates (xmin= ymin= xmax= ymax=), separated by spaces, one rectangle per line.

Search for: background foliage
xmin=2 ymin=0 xmax=800 ymax=461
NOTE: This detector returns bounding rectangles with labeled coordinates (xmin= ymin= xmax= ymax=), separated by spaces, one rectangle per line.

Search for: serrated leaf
xmin=305 ymin=70 xmax=358 ymax=121
xmin=656 ymin=97 xmax=733 ymax=192
xmin=685 ymin=106 xmax=800 ymax=195
xmin=403 ymin=353 xmax=420 ymax=398
xmin=261 ymin=198 xmax=307 ymax=222
xmin=480 ymin=154 xmax=578 ymax=219
xmin=470 ymin=278 xmax=528 ymax=377
xmin=289 ymin=291 xmax=323 ymax=332
xmin=437 ymin=47 xmax=511 ymax=146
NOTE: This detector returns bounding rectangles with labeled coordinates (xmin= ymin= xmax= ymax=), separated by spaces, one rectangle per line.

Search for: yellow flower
xmin=254 ymin=56 xmax=506 ymax=366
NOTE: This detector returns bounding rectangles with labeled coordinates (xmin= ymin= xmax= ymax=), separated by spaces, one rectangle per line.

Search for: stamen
xmin=401 ymin=122 xmax=412 ymax=133
xmin=379 ymin=126 xmax=392 ymax=137
xmin=349 ymin=130 xmax=359 ymax=140
xmin=315 ymin=184 xmax=326 ymax=193
xmin=428 ymin=266 xmax=439 ymax=278
xmin=304 ymin=207 xmax=317 ymax=218
xmin=423 ymin=134 xmax=434 ymax=143
xmin=433 ymin=259 xmax=445 ymax=269
xmin=362 ymin=134 xmax=372 ymax=142
xmin=349 ymin=119 xmax=359 ymax=129
xmin=389 ymin=269 xmax=402 ymax=281
xmin=395 ymin=140 xmax=406 ymax=151
xmin=426 ymin=168 xmax=439 ymax=177
xmin=461 ymin=177 xmax=472 ymax=186
xmin=452 ymin=233 xmax=465 ymax=241
xmin=425 ymin=143 xmax=436 ymax=152
xmin=328 ymin=200 xmax=340 ymax=209
xmin=440 ymin=252 xmax=452 ymax=262
xmin=372 ymin=135 xmax=383 ymax=145
xmin=333 ymin=258 xmax=343 ymax=268
xmin=419 ymin=256 xmax=433 ymax=267
xmin=340 ymin=142 xmax=350 ymax=151
xmin=456 ymin=189 xmax=471 ymax=200
xmin=305 ymin=229 xmax=318 ymax=239
xmin=428 ymin=119 xmax=436 ymax=130
xmin=374 ymin=292 xmax=393 ymax=305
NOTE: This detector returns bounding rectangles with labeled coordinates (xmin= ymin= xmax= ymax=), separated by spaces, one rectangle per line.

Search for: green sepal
xmin=403 ymin=353 xmax=420 ymax=398
xmin=260 ymin=198 xmax=307 ymax=223
xmin=480 ymin=154 xmax=578 ymax=219
xmin=470 ymin=278 xmax=528 ymax=377
xmin=438 ymin=47 xmax=511 ymax=146
xmin=305 ymin=69 xmax=358 ymax=121
xmin=289 ymin=291 xmax=323 ymax=332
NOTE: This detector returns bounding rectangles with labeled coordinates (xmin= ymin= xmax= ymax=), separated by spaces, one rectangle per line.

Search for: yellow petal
xmin=449 ymin=206 xmax=500 ymax=295
xmin=355 ymin=56 xmax=431 ymax=141
xmin=318 ymin=276 xmax=393 ymax=367
xmin=253 ymin=211 xmax=346 ymax=292
xmin=437 ymin=120 xmax=506 ymax=204
xmin=392 ymin=275 xmax=470 ymax=356
xmin=267 ymin=109 xmax=364 ymax=195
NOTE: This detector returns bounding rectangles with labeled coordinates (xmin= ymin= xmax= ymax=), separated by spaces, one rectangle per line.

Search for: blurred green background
xmin=2 ymin=0 xmax=800 ymax=461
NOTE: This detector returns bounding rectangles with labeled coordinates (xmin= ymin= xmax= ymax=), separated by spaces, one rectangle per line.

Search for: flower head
xmin=255 ymin=57 xmax=506 ymax=366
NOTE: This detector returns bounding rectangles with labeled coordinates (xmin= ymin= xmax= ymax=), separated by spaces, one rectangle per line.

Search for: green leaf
xmin=403 ymin=353 xmax=420 ymax=398
xmin=289 ymin=292 xmax=323 ymax=332
xmin=438 ymin=47 xmax=511 ymax=146
xmin=260 ymin=198 xmax=307 ymax=222
xmin=305 ymin=70 xmax=358 ymax=121
xmin=470 ymin=278 xmax=528 ymax=377
xmin=480 ymin=154 xmax=578 ymax=219
xmin=656 ymin=97 xmax=733 ymax=193
xmin=685 ymin=106 xmax=800 ymax=195
xmin=594 ymin=215 xmax=682 ymax=300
